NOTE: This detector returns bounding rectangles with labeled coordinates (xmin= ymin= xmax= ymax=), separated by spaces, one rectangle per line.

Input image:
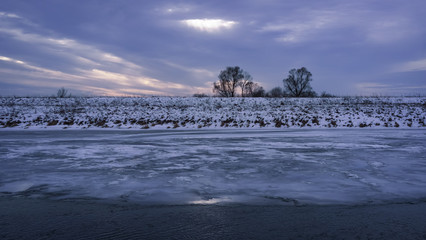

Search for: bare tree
xmin=213 ymin=66 xmax=244 ymax=97
xmin=57 ymin=87 xmax=71 ymax=98
xmin=239 ymin=71 xmax=253 ymax=97
xmin=283 ymin=67 xmax=315 ymax=97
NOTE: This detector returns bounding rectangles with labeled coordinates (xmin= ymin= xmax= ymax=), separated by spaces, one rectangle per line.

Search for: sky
xmin=0 ymin=0 xmax=425 ymax=97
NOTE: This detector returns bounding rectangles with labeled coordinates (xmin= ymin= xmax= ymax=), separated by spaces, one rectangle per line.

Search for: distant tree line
xmin=208 ymin=66 xmax=334 ymax=98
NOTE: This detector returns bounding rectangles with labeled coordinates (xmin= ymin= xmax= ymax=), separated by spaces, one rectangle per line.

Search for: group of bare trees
xmin=212 ymin=66 xmax=316 ymax=98
xmin=213 ymin=66 xmax=265 ymax=97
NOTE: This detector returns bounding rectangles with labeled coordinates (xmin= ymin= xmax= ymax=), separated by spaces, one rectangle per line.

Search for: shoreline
xmin=0 ymin=126 xmax=424 ymax=131
xmin=1 ymin=196 xmax=426 ymax=239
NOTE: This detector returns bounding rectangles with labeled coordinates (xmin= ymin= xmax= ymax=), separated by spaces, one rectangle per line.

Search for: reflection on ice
xmin=0 ymin=129 xmax=425 ymax=205
xmin=189 ymin=197 xmax=232 ymax=205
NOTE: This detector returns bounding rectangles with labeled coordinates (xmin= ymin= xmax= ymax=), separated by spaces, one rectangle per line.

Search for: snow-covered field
xmin=1 ymin=97 xmax=425 ymax=129
xmin=0 ymin=129 xmax=425 ymax=205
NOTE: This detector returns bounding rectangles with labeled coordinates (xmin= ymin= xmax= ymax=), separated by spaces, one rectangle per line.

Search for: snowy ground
xmin=1 ymin=97 xmax=425 ymax=129
xmin=1 ymin=129 xmax=425 ymax=205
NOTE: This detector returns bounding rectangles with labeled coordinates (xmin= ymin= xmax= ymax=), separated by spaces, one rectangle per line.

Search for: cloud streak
xmin=260 ymin=10 xmax=339 ymax=43
xmin=0 ymin=11 xmax=213 ymax=96
xmin=356 ymin=82 xmax=426 ymax=96
xmin=0 ymin=11 xmax=21 ymax=19
xmin=259 ymin=5 xmax=419 ymax=45
xmin=0 ymin=55 xmax=85 ymax=82
xmin=392 ymin=59 xmax=426 ymax=73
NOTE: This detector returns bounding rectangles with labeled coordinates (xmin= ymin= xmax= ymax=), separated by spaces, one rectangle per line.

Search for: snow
xmin=0 ymin=96 xmax=425 ymax=129
xmin=0 ymin=129 xmax=425 ymax=205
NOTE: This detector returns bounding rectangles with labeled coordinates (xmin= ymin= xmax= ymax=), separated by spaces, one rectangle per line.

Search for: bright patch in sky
xmin=181 ymin=19 xmax=237 ymax=33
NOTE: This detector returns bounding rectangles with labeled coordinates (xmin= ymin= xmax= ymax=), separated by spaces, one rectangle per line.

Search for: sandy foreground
xmin=1 ymin=197 xmax=426 ymax=240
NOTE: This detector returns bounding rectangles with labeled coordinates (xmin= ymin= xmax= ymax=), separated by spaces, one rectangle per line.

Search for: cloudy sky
xmin=0 ymin=0 xmax=425 ymax=96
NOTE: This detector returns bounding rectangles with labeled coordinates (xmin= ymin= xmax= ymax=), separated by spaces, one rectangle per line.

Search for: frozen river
xmin=0 ymin=129 xmax=425 ymax=205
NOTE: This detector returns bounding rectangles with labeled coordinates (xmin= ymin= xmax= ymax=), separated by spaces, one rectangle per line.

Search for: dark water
xmin=1 ymin=197 xmax=426 ymax=240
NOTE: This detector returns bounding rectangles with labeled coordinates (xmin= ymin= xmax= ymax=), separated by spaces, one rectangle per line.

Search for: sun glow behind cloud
xmin=181 ymin=19 xmax=237 ymax=33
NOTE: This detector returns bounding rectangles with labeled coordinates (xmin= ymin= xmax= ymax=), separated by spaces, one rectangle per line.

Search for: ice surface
xmin=0 ymin=129 xmax=425 ymax=205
